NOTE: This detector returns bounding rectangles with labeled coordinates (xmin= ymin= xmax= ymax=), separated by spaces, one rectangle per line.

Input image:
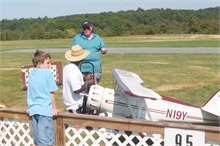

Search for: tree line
xmin=1 ymin=7 xmax=219 ymax=40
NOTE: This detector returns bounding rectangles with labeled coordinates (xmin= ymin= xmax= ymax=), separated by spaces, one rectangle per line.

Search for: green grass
xmin=104 ymin=35 xmax=220 ymax=47
xmin=0 ymin=35 xmax=219 ymax=111
xmin=0 ymin=52 xmax=219 ymax=111
xmin=0 ymin=34 xmax=219 ymax=51
xmin=0 ymin=39 xmax=72 ymax=51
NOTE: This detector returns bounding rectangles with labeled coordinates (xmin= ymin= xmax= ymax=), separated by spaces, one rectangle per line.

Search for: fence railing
xmin=0 ymin=108 xmax=219 ymax=146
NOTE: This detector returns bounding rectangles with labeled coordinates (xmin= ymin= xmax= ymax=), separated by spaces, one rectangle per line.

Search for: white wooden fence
xmin=0 ymin=108 xmax=219 ymax=146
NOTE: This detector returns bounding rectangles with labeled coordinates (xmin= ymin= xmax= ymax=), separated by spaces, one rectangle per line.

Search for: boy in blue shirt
xmin=27 ymin=50 xmax=60 ymax=146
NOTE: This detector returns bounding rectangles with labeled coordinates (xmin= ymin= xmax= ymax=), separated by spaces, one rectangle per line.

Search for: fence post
xmin=55 ymin=116 xmax=65 ymax=146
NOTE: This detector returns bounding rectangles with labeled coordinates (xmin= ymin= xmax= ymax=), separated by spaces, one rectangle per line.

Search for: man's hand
xmin=101 ymin=48 xmax=107 ymax=54
xmin=84 ymin=74 xmax=94 ymax=86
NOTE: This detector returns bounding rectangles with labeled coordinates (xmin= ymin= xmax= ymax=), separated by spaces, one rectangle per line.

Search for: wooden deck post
xmin=55 ymin=116 xmax=65 ymax=146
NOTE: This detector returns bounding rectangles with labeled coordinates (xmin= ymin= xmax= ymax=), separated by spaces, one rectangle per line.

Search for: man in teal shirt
xmin=71 ymin=20 xmax=107 ymax=84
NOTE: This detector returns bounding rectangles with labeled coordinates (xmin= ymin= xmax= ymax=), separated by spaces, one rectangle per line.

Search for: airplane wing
xmin=112 ymin=69 xmax=162 ymax=100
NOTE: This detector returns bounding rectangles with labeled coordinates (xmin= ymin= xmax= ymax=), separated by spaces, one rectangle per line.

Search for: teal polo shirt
xmin=71 ymin=32 xmax=106 ymax=73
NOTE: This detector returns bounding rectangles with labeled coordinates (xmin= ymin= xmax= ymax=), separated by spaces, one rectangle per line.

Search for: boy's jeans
xmin=31 ymin=114 xmax=54 ymax=146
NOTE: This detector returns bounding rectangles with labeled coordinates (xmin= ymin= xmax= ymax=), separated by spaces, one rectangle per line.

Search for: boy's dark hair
xmin=32 ymin=50 xmax=51 ymax=67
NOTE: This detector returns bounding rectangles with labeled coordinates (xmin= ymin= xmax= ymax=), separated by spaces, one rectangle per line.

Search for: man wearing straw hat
xmin=62 ymin=45 xmax=94 ymax=114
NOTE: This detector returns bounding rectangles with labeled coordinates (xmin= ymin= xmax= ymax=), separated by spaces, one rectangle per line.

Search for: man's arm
xmin=74 ymin=74 xmax=94 ymax=93
xmin=74 ymin=82 xmax=88 ymax=93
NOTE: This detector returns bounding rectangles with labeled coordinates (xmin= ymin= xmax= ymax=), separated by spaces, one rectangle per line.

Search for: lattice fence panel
xmin=0 ymin=118 xmax=33 ymax=146
xmin=21 ymin=64 xmax=58 ymax=88
xmin=0 ymin=118 xmax=219 ymax=146
xmin=65 ymin=124 xmax=164 ymax=146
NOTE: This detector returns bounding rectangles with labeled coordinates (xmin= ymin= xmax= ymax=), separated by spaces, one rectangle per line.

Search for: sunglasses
xmin=83 ymin=27 xmax=91 ymax=30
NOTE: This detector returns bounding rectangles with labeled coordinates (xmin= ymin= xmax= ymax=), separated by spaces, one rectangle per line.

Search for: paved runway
xmin=1 ymin=47 xmax=219 ymax=53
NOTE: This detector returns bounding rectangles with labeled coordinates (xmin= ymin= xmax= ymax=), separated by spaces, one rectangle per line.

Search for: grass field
xmin=0 ymin=34 xmax=219 ymax=111
xmin=0 ymin=34 xmax=220 ymax=51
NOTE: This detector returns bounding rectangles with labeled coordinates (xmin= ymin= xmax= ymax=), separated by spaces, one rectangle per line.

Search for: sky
xmin=1 ymin=0 xmax=219 ymax=20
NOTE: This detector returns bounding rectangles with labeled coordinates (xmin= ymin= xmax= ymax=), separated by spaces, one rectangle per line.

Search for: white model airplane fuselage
xmin=86 ymin=69 xmax=220 ymax=126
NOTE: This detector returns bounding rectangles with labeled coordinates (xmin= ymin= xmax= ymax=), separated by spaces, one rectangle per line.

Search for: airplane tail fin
xmin=201 ymin=90 xmax=220 ymax=117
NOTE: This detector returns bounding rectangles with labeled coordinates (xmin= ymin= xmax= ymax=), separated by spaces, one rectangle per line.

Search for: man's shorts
xmin=31 ymin=114 xmax=54 ymax=145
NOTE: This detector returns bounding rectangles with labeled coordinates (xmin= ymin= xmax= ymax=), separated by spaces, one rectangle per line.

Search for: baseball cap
xmin=82 ymin=20 xmax=92 ymax=28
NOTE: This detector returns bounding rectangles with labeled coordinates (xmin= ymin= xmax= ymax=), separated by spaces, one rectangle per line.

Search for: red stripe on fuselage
xmin=161 ymin=96 xmax=199 ymax=108
xmin=105 ymin=99 xmax=204 ymax=121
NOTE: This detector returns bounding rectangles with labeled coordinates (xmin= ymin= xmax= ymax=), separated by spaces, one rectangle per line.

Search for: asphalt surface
xmin=1 ymin=47 xmax=219 ymax=53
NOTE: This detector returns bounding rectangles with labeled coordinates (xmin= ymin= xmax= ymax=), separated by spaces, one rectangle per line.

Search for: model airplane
xmin=86 ymin=69 xmax=220 ymax=126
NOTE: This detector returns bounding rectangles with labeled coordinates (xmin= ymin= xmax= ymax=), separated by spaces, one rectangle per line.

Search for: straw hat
xmin=65 ymin=45 xmax=90 ymax=62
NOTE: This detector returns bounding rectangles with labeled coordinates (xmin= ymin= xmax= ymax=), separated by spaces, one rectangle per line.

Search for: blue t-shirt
xmin=27 ymin=68 xmax=58 ymax=117
xmin=71 ymin=32 xmax=106 ymax=73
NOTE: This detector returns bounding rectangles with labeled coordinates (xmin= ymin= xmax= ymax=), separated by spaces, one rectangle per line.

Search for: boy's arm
xmin=50 ymin=91 xmax=60 ymax=116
